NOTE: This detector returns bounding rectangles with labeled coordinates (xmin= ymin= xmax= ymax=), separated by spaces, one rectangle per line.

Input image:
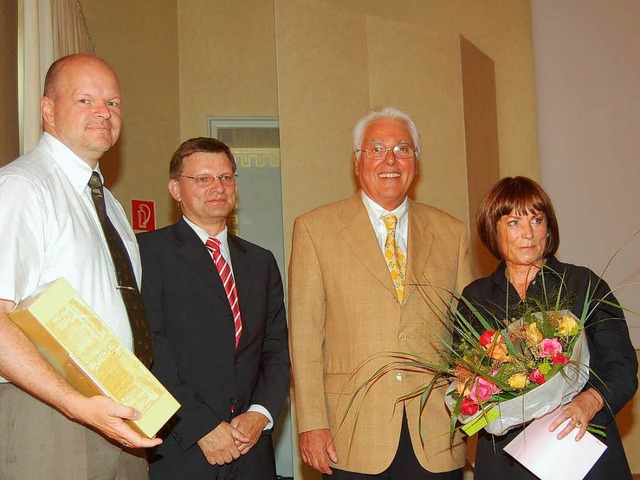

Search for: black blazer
xmin=137 ymin=218 xmax=290 ymax=478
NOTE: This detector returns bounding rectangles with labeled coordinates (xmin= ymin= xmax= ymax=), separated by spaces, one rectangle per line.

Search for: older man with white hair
xmin=289 ymin=107 xmax=473 ymax=479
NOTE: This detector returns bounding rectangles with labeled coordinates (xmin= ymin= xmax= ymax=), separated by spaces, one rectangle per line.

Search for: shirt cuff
xmin=247 ymin=404 xmax=273 ymax=430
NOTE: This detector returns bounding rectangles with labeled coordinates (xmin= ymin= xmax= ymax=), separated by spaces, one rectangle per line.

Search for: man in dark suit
xmin=138 ymin=137 xmax=290 ymax=480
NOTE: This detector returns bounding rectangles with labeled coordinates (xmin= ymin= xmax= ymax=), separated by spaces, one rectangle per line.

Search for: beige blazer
xmin=288 ymin=194 xmax=473 ymax=474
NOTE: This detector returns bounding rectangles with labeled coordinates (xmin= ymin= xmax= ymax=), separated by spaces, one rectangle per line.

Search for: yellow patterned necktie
xmin=381 ymin=213 xmax=406 ymax=304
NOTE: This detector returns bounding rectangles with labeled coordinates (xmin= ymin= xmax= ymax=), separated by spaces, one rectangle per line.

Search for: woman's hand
xmin=549 ymin=388 xmax=604 ymax=440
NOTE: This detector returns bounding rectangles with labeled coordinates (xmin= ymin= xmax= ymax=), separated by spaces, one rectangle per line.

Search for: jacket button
xmin=396 ymin=372 xmax=403 ymax=382
xmin=398 ymin=332 xmax=406 ymax=340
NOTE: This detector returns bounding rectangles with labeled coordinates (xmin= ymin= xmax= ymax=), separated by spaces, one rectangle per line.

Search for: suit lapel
xmin=405 ymin=200 xmax=433 ymax=303
xmin=172 ymin=218 xmax=229 ymax=305
xmin=339 ymin=194 xmax=396 ymax=297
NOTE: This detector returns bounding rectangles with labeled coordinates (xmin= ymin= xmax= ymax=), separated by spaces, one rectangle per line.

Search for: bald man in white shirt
xmin=0 ymin=53 xmax=160 ymax=480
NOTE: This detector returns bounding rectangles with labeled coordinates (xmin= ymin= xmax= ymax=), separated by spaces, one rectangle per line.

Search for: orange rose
xmin=487 ymin=341 xmax=509 ymax=361
xmin=480 ymin=331 xmax=510 ymax=361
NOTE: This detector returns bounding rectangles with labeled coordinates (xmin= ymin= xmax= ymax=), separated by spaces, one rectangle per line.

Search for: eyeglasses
xmin=178 ymin=174 xmax=238 ymax=186
xmin=357 ymin=144 xmax=416 ymax=160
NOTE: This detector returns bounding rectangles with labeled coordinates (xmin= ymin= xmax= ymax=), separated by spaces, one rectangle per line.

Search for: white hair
xmin=352 ymin=106 xmax=421 ymax=160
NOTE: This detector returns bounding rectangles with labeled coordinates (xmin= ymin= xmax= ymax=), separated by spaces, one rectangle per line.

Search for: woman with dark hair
xmin=461 ymin=176 xmax=637 ymax=479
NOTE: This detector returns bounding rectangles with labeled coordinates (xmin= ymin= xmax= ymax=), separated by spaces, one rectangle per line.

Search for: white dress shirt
xmin=0 ymin=133 xmax=139 ymax=381
xmin=360 ymin=190 xmax=409 ymax=255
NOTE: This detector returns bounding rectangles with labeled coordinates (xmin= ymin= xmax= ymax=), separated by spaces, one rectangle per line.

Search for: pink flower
xmin=539 ymin=338 xmax=563 ymax=358
xmin=460 ymin=397 xmax=479 ymax=415
xmin=552 ymin=353 xmax=569 ymax=365
xmin=479 ymin=330 xmax=496 ymax=347
xmin=529 ymin=368 xmax=546 ymax=385
xmin=469 ymin=376 xmax=501 ymax=403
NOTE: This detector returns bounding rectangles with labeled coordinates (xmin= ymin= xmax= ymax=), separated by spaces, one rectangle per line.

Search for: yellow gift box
xmin=9 ymin=278 xmax=180 ymax=438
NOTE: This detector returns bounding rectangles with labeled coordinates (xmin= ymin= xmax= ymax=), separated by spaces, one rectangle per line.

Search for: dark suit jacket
xmin=137 ymin=218 xmax=290 ymax=479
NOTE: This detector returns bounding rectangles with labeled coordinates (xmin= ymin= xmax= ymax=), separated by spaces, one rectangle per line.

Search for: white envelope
xmin=503 ymin=412 xmax=607 ymax=480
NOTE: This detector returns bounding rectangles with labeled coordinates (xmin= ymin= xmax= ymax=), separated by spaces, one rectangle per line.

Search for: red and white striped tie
xmin=206 ymin=237 xmax=242 ymax=348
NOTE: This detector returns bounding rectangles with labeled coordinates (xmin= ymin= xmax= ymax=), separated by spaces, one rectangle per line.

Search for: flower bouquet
xmin=445 ymin=309 xmax=590 ymax=436
xmin=345 ymin=258 xmax=633 ymax=441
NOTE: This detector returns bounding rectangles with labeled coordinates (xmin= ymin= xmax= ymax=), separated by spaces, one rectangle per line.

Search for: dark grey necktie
xmin=88 ymin=172 xmax=153 ymax=368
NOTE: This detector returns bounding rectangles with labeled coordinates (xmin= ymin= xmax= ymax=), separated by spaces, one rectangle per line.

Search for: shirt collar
xmin=182 ymin=215 xmax=229 ymax=250
xmin=41 ymin=132 xmax=102 ymax=194
xmin=360 ymin=190 xmax=409 ymax=224
xmin=491 ymin=256 xmax=563 ymax=294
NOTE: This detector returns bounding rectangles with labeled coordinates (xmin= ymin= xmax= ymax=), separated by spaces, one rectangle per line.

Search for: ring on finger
xmin=572 ymin=419 xmax=582 ymax=428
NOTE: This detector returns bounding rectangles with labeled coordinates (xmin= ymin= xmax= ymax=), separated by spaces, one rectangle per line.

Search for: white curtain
xmin=19 ymin=0 xmax=94 ymax=154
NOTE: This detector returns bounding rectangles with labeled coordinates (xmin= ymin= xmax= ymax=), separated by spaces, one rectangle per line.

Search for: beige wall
xmin=460 ymin=37 xmax=501 ymax=278
xmin=82 ymin=0 xmax=539 ymax=233
xmin=82 ymin=0 xmax=181 ymax=227
xmin=276 ymin=0 xmax=539 ymax=264
xmin=83 ymin=0 xmax=279 ymax=227
xmin=320 ymin=0 xmax=539 ymax=181
xmin=178 ymin=0 xmax=278 ymax=140
xmin=276 ymin=0 xmax=371 ymax=235
xmin=0 ymin=0 xmax=19 ymax=166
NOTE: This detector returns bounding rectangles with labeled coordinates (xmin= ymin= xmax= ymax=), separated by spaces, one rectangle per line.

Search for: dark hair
xmin=169 ymin=137 xmax=237 ymax=179
xmin=476 ymin=176 xmax=559 ymax=260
